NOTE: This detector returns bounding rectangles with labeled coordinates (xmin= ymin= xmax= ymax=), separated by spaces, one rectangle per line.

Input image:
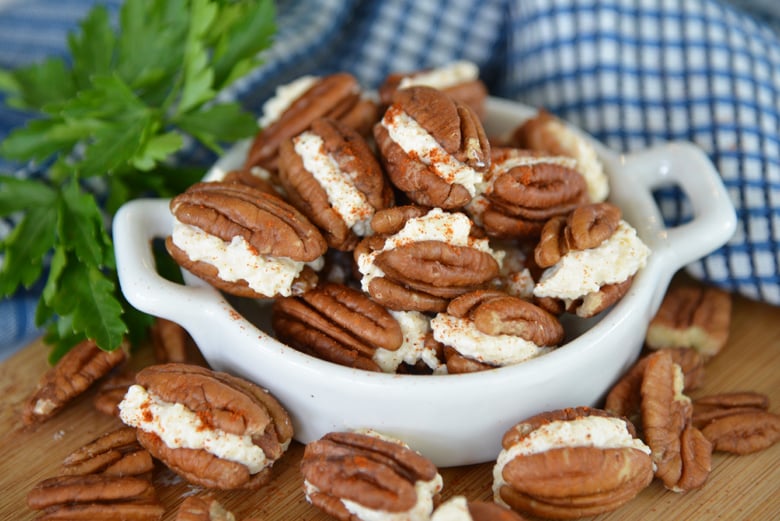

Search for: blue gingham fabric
xmin=1 ymin=0 xmax=779 ymax=357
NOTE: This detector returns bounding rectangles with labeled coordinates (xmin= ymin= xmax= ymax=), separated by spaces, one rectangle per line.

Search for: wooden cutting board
xmin=1 ymin=286 xmax=779 ymax=521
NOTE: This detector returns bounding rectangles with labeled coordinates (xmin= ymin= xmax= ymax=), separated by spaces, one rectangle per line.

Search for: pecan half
xmin=494 ymin=407 xmax=653 ymax=519
xmin=272 ymin=282 xmax=403 ymax=372
xmin=278 ymin=117 xmax=394 ymax=250
xmin=645 ymin=284 xmax=732 ymax=359
xmin=176 ymin=496 xmax=236 ymax=521
xmin=119 ymin=364 xmax=294 ymax=490
xmin=167 ymin=181 xmax=327 ymax=298
xmin=640 ymin=350 xmax=711 ymax=492
xmin=245 ymin=73 xmax=378 ymax=173
xmin=23 ymin=339 xmax=127 ymax=425
xmin=509 ymin=108 xmax=609 ymax=203
xmin=150 ymin=317 xmax=202 ymax=364
xmin=27 ymin=474 xmax=163 ymax=520
xmin=471 ymin=147 xmax=588 ymax=239
xmin=692 ymin=392 xmax=780 ymax=454
xmin=62 ymin=427 xmax=154 ymax=477
xmin=374 ymin=85 xmax=490 ymax=209
xmin=301 ymin=431 xmax=442 ymax=521
xmin=93 ymin=367 xmax=137 ymax=418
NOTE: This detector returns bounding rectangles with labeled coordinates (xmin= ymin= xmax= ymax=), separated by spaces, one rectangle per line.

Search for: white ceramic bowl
xmin=113 ymin=97 xmax=736 ymax=467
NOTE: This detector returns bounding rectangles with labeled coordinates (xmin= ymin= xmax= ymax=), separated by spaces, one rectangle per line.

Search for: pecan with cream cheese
xmin=692 ymin=392 xmax=780 ymax=454
xmin=640 ymin=350 xmax=711 ymax=492
xmin=467 ymin=147 xmax=588 ymax=239
xmin=300 ymin=430 xmax=443 ymax=521
xmin=354 ymin=206 xmax=502 ymax=313
xmin=118 ymin=363 xmax=294 ymax=490
xmin=431 ymin=290 xmax=563 ymax=373
xmin=532 ymin=202 xmax=649 ymax=318
xmin=493 ymin=407 xmax=653 ymax=519
xmin=167 ymin=181 xmax=327 ymax=299
xmin=272 ymin=282 xmax=403 ymax=372
xmin=23 ymin=338 xmax=127 ymax=425
xmin=278 ymin=117 xmax=394 ymax=250
xmin=378 ymin=60 xmax=488 ymax=118
xmin=244 ymin=73 xmax=378 ymax=173
xmin=508 ymin=108 xmax=609 ymax=203
xmin=430 ymin=496 xmax=529 ymax=521
xmin=374 ymin=85 xmax=491 ymax=209
xmin=645 ymin=284 xmax=732 ymax=359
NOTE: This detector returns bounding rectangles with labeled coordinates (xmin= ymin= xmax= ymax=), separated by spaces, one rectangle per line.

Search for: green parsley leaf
xmin=0 ymin=204 xmax=58 ymax=296
xmin=59 ymin=181 xmax=113 ymax=267
xmin=174 ymin=102 xmax=258 ymax=153
xmin=68 ymin=5 xmax=116 ymax=89
xmin=0 ymin=175 xmax=57 ymax=217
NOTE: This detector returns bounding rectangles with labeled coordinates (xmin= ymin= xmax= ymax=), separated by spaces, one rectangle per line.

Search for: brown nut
xmin=278 ymin=117 xmax=394 ymax=250
xmin=272 ymin=282 xmax=403 ymax=372
xmin=645 ymin=284 xmax=732 ymax=359
xmin=692 ymin=392 xmax=780 ymax=454
xmin=493 ymin=407 xmax=653 ymax=519
xmin=244 ymin=73 xmax=378 ymax=173
xmin=62 ymin=427 xmax=154 ymax=477
xmin=118 ymin=363 xmax=294 ymax=490
xmin=378 ymin=60 xmax=488 ymax=118
xmin=640 ymin=350 xmax=711 ymax=492
xmin=469 ymin=147 xmax=588 ymax=239
xmin=373 ymin=85 xmax=490 ymax=209
xmin=301 ymin=431 xmax=442 ymax=521
xmin=176 ymin=495 xmax=236 ymax=521
xmin=27 ymin=474 xmax=164 ymax=520
xmin=508 ymin=108 xmax=609 ymax=203
xmin=167 ymin=181 xmax=327 ymax=298
xmin=355 ymin=207 xmax=501 ymax=313
xmin=23 ymin=338 xmax=127 ymax=425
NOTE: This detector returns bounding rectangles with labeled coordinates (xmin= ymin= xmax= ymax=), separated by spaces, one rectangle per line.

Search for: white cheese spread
xmin=544 ymin=118 xmax=609 ymax=203
xmin=171 ymin=218 xmax=316 ymax=297
xmin=381 ymin=108 xmax=484 ymax=196
xmin=119 ymin=384 xmax=273 ymax=474
xmin=373 ymin=310 xmax=445 ymax=374
xmin=430 ymin=314 xmax=552 ymax=367
xmin=532 ymin=220 xmax=650 ymax=301
xmin=492 ymin=415 xmax=651 ymax=506
xmin=430 ymin=496 xmax=472 ymax=521
xmin=293 ymin=131 xmax=374 ymax=235
xmin=357 ymin=208 xmax=503 ymax=293
xmin=398 ymin=60 xmax=479 ymax=90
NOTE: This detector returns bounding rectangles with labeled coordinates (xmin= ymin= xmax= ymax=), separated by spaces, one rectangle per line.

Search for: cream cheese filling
xmin=171 ymin=218 xmax=319 ymax=297
xmin=293 ymin=131 xmax=374 ymax=235
xmin=119 ymin=384 xmax=274 ymax=474
xmin=398 ymin=60 xmax=479 ymax=90
xmin=544 ymin=118 xmax=609 ymax=203
xmin=258 ymin=75 xmax=318 ymax=128
xmin=372 ymin=310 xmax=445 ymax=374
xmin=532 ymin=220 xmax=650 ymax=301
xmin=430 ymin=496 xmax=472 ymax=521
xmin=381 ymin=109 xmax=484 ymax=196
xmin=492 ymin=415 xmax=651 ymax=506
xmin=431 ymin=314 xmax=552 ymax=367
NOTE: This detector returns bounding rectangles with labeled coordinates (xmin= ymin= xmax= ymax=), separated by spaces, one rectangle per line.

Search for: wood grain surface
xmin=1 ymin=282 xmax=778 ymax=521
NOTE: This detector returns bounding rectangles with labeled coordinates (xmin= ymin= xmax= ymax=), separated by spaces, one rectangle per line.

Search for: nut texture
xmin=120 ymin=363 xmax=293 ymax=490
xmin=693 ymin=392 xmax=780 ymax=454
xmin=272 ymin=282 xmax=403 ymax=372
xmin=494 ymin=407 xmax=653 ymax=519
xmin=301 ymin=431 xmax=442 ymax=521
xmin=23 ymin=338 xmax=126 ymax=425
xmin=62 ymin=427 xmax=154 ymax=477
xmin=374 ymin=86 xmax=490 ymax=209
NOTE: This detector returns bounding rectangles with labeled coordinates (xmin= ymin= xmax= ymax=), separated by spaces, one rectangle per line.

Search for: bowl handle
xmin=113 ymin=198 xmax=225 ymax=325
xmin=617 ymin=141 xmax=737 ymax=269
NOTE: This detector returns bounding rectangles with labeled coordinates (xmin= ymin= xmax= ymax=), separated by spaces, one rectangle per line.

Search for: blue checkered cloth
xmin=2 ymin=0 xmax=779 ymax=357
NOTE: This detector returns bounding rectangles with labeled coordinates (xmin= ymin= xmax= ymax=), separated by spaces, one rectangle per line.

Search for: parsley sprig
xmin=0 ymin=0 xmax=276 ymax=360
